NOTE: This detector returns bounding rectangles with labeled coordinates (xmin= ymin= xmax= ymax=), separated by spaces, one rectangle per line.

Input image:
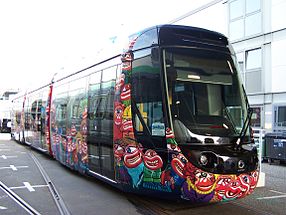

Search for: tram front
xmin=164 ymin=47 xmax=258 ymax=172
xmin=115 ymin=25 xmax=259 ymax=202
xmin=160 ymin=26 xmax=259 ymax=202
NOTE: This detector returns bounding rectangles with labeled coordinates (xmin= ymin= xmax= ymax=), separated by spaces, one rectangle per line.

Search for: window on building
xmin=236 ymin=48 xmax=262 ymax=93
xmin=250 ymin=107 xmax=261 ymax=128
xmin=245 ymin=48 xmax=262 ymax=93
xmin=246 ymin=0 xmax=260 ymax=14
xmin=274 ymin=105 xmax=286 ymax=129
xmin=230 ymin=0 xmax=244 ymax=19
xmin=229 ymin=0 xmax=262 ymax=40
xmin=246 ymin=48 xmax=261 ymax=70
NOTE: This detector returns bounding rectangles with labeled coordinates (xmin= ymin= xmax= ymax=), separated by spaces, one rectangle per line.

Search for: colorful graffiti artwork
xmin=112 ymin=40 xmax=259 ymax=202
xmin=51 ymin=100 xmax=89 ymax=173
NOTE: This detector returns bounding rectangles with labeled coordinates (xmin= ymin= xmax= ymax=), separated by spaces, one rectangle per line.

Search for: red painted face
xmin=249 ymin=170 xmax=259 ymax=191
xmin=167 ymin=143 xmax=181 ymax=152
xmin=114 ymin=143 xmax=125 ymax=159
xmin=122 ymin=62 xmax=131 ymax=71
xmin=70 ymin=125 xmax=77 ymax=136
xmin=165 ymin=127 xmax=175 ymax=138
xmin=193 ymin=170 xmax=216 ymax=193
xmin=143 ymin=149 xmax=163 ymax=171
xmin=171 ymin=153 xmax=187 ymax=178
xmin=124 ymin=145 xmax=143 ymax=168
xmin=122 ymin=119 xmax=133 ymax=132
xmin=236 ymin=174 xmax=251 ymax=198
xmin=114 ymin=103 xmax=124 ymax=126
xmin=216 ymin=174 xmax=251 ymax=200
xmin=120 ymin=84 xmax=131 ymax=101
xmin=115 ymin=74 xmax=125 ymax=92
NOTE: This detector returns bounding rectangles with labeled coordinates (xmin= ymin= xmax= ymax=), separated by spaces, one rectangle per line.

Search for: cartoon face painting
xmin=124 ymin=145 xmax=143 ymax=168
xmin=70 ymin=124 xmax=77 ymax=137
xmin=215 ymin=173 xmax=255 ymax=201
xmin=114 ymin=103 xmax=124 ymax=126
xmin=171 ymin=153 xmax=187 ymax=178
xmin=192 ymin=170 xmax=216 ymax=193
xmin=143 ymin=149 xmax=163 ymax=171
xmin=183 ymin=162 xmax=216 ymax=194
xmin=114 ymin=143 xmax=125 ymax=161
xmin=120 ymin=84 xmax=131 ymax=103
xmin=115 ymin=73 xmax=125 ymax=92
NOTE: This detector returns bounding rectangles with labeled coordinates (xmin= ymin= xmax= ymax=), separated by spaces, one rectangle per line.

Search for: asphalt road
xmin=0 ymin=133 xmax=285 ymax=215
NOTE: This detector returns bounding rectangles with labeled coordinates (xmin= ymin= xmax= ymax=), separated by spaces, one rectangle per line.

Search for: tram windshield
xmin=164 ymin=48 xmax=249 ymax=143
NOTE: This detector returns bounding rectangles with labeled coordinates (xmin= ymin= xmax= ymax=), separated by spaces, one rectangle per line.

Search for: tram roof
xmin=128 ymin=24 xmax=229 ymax=52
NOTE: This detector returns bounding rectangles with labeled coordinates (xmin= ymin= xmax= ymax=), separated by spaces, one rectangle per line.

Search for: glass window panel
xmin=89 ymin=71 xmax=102 ymax=92
xmin=229 ymin=19 xmax=244 ymax=40
xmin=246 ymin=0 xmax=260 ymax=14
xmin=69 ymin=77 xmax=86 ymax=96
xmin=278 ymin=106 xmax=286 ymax=127
xmin=102 ymin=66 xmax=117 ymax=82
xmin=245 ymin=70 xmax=261 ymax=93
xmin=89 ymin=71 xmax=102 ymax=85
xmin=230 ymin=0 xmax=244 ymax=19
xmin=246 ymin=48 xmax=261 ymax=70
xmin=250 ymin=107 xmax=261 ymax=127
xmin=245 ymin=12 xmax=261 ymax=36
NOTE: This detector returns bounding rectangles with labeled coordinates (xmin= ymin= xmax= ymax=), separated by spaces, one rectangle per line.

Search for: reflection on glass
xmin=230 ymin=0 xmax=244 ymax=20
xmin=246 ymin=48 xmax=261 ymax=70
xmin=230 ymin=19 xmax=244 ymax=40
xmin=245 ymin=12 xmax=261 ymax=36
xmin=246 ymin=0 xmax=260 ymax=14
xmin=165 ymin=48 xmax=248 ymax=143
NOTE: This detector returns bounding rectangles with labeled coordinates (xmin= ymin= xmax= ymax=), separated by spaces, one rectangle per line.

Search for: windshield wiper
xmin=224 ymin=107 xmax=238 ymax=134
xmin=236 ymin=108 xmax=253 ymax=147
xmin=235 ymin=86 xmax=253 ymax=149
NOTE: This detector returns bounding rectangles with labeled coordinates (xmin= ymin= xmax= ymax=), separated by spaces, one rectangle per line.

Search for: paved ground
xmin=0 ymin=133 xmax=285 ymax=215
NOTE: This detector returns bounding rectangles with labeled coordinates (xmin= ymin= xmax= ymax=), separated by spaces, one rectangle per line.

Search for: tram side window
xmin=55 ymin=101 xmax=68 ymax=135
xmin=40 ymin=99 xmax=46 ymax=135
xmin=70 ymin=97 xmax=87 ymax=119
xmin=132 ymin=48 xmax=165 ymax=138
xmin=96 ymin=97 xmax=106 ymax=119
xmin=88 ymin=67 xmax=116 ymax=136
xmin=57 ymin=104 xmax=67 ymax=120
xmin=24 ymin=98 xmax=30 ymax=130
xmin=72 ymin=102 xmax=79 ymax=118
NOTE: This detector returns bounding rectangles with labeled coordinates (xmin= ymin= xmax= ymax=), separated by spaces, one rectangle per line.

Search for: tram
xmin=11 ymin=25 xmax=259 ymax=202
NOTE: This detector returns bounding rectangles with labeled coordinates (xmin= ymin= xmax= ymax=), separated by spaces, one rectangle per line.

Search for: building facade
xmin=173 ymin=0 xmax=286 ymax=133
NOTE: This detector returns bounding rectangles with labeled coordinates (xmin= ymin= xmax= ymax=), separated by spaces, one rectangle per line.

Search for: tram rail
xmin=0 ymin=180 xmax=41 ymax=215
xmin=28 ymin=151 xmax=71 ymax=215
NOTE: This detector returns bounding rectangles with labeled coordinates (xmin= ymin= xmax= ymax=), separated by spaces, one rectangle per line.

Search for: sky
xmin=0 ymin=0 xmax=212 ymax=92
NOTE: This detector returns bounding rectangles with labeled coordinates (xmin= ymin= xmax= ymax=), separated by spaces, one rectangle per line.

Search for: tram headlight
xmin=238 ymin=160 xmax=245 ymax=169
xmin=199 ymin=154 xmax=208 ymax=166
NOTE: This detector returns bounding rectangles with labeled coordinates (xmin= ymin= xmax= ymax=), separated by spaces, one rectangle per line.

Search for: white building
xmin=172 ymin=0 xmax=286 ymax=133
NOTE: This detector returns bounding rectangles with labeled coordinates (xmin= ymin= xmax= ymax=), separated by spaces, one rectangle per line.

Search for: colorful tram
xmin=11 ymin=25 xmax=259 ymax=203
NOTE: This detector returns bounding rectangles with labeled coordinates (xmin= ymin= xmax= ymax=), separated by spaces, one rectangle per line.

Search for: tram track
xmin=0 ymin=180 xmax=41 ymax=215
xmin=28 ymin=152 xmax=71 ymax=215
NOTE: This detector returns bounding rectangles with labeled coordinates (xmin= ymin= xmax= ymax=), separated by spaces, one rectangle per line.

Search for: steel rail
xmin=0 ymin=180 xmax=41 ymax=215
xmin=29 ymin=152 xmax=71 ymax=215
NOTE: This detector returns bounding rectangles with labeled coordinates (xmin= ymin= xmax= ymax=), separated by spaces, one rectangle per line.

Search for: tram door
xmin=87 ymin=66 xmax=117 ymax=180
xmin=29 ymin=90 xmax=48 ymax=152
